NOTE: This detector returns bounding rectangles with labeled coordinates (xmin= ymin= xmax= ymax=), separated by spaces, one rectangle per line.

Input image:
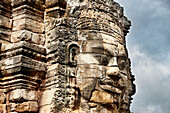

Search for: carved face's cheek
xmin=76 ymin=65 xmax=106 ymax=79
xmin=77 ymin=54 xmax=100 ymax=65
xmin=76 ymin=64 xmax=106 ymax=100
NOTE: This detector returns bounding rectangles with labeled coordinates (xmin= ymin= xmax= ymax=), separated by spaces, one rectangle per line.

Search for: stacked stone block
xmin=0 ymin=41 xmax=46 ymax=112
xmin=11 ymin=0 xmax=45 ymax=45
xmin=0 ymin=0 xmax=46 ymax=112
xmin=0 ymin=0 xmax=12 ymax=44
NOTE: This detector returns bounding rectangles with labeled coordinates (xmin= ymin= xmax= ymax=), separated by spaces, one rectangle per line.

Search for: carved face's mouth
xmin=100 ymin=71 xmax=128 ymax=92
xmin=99 ymin=78 xmax=122 ymax=94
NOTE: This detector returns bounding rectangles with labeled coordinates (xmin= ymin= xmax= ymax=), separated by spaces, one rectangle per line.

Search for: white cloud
xmin=129 ymin=45 xmax=170 ymax=113
xmin=133 ymin=104 xmax=162 ymax=113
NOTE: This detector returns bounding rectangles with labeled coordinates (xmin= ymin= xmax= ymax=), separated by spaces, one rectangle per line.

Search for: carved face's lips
xmin=100 ymin=77 xmax=122 ymax=94
xmin=100 ymin=84 xmax=122 ymax=94
xmin=100 ymin=71 xmax=128 ymax=94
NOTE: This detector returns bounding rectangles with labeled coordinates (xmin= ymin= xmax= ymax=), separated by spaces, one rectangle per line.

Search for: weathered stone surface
xmin=9 ymin=102 xmax=39 ymax=112
xmin=1 ymin=55 xmax=46 ymax=71
xmin=76 ymin=65 xmax=104 ymax=78
xmin=1 ymin=41 xmax=46 ymax=53
xmin=11 ymin=0 xmax=45 ymax=10
xmin=77 ymin=78 xmax=97 ymax=100
xmin=12 ymin=18 xmax=44 ymax=33
xmin=0 ymin=91 xmax=5 ymax=104
xmin=40 ymin=89 xmax=57 ymax=106
xmin=0 ymin=104 xmax=6 ymax=113
xmin=0 ymin=0 xmax=136 ymax=113
xmin=11 ymin=30 xmax=45 ymax=45
xmin=15 ymin=101 xmax=38 ymax=112
xmin=0 ymin=15 xmax=12 ymax=28
xmin=9 ymin=89 xmax=38 ymax=102
xmin=90 ymin=104 xmax=119 ymax=113
xmin=39 ymin=105 xmax=53 ymax=113
xmin=0 ymin=1 xmax=11 ymax=43
xmin=90 ymin=91 xmax=114 ymax=104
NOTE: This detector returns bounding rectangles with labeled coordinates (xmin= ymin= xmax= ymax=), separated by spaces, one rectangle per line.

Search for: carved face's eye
xmin=117 ymin=57 xmax=127 ymax=70
xmin=118 ymin=61 xmax=126 ymax=70
xmin=101 ymin=56 xmax=110 ymax=66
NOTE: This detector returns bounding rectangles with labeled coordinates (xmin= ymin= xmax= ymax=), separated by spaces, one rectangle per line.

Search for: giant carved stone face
xmin=67 ymin=30 xmax=135 ymax=112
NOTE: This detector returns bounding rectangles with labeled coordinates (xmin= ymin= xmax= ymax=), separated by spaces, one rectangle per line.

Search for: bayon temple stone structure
xmin=0 ymin=0 xmax=136 ymax=113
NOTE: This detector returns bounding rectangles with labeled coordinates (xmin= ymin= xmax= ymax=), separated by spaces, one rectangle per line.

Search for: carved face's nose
xmin=106 ymin=57 xmax=120 ymax=77
xmin=106 ymin=67 xmax=119 ymax=77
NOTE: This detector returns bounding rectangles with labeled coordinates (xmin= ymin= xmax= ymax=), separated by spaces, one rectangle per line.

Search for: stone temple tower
xmin=0 ymin=0 xmax=135 ymax=113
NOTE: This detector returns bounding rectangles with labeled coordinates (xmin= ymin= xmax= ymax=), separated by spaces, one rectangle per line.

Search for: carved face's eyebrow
xmin=89 ymin=44 xmax=105 ymax=54
xmin=118 ymin=54 xmax=127 ymax=59
xmin=103 ymin=43 xmax=118 ymax=56
xmin=91 ymin=46 xmax=112 ymax=56
xmin=91 ymin=46 xmax=104 ymax=51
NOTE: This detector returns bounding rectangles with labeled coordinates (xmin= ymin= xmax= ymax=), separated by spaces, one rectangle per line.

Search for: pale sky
xmin=114 ymin=0 xmax=170 ymax=113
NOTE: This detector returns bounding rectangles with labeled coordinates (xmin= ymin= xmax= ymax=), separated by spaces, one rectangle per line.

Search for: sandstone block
xmin=77 ymin=78 xmax=97 ymax=100
xmin=0 ymin=104 xmax=6 ymax=113
xmin=1 ymin=41 xmax=46 ymax=54
xmin=12 ymin=0 xmax=44 ymax=10
xmin=0 ymin=15 xmax=12 ymax=28
xmin=90 ymin=91 xmax=113 ymax=104
xmin=76 ymin=65 xmax=104 ymax=78
xmin=15 ymin=101 xmax=38 ymax=112
xmin=9 ymin=103 xmax=16 ymax=112
xmin=0 ymin=91 xmax=5 ymax=104
xmin=77 ymin=54 xmax=100 ymax=65
xmin=9 ymin=89 xmax=38 ymax=102
xmin=45 ymin=0 xmax=66 ymax=8
xmin=90 ymin=104 xmax=118 ymax=113
xmin=100 ymin=84 xmax=122 ymax=94
xmin=42 ymin=76 xmax=65 ymax=90
xmin=0 ymin=28 xmax=11 ymax=42
xmin=40 ymin=89 xmax=57 ymax=106
xmin=2 ymin=55 xmax=46 ymax=71
xmin=39 ymin=105 xmax=53 ymax=113
xmin=11 ymin=30 xmax=45 ymax=45
xmin=12 ymin=18 xmax=44 ymax=33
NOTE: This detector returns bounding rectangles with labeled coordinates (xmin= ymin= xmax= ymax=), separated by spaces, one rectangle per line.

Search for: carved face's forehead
xmin=79 ymin=40 xmax=117 ymax=56
xmin=78 ymin=30 xmax=126 ymax=57
xmin=78 ymin=30 xmax=120 ymax=44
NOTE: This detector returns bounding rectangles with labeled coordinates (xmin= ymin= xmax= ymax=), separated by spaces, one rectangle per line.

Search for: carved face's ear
xmin=67 ymin=44 xmax=79 ymax=66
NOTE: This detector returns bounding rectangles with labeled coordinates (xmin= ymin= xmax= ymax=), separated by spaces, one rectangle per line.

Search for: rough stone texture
xmin=0 ymin=0 xmax=136 ymax=113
